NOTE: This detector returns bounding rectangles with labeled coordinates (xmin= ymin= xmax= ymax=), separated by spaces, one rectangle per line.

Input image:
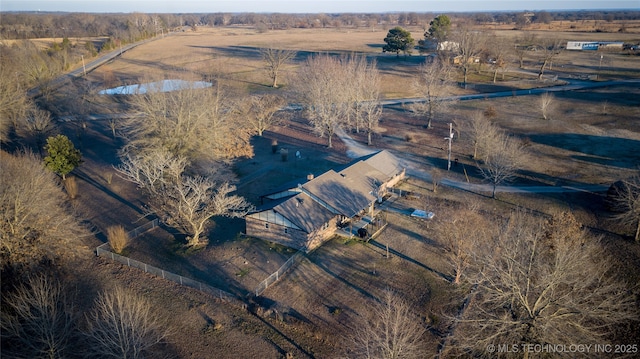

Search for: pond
xmin=99 ymin=79 xmax=212 ymax=95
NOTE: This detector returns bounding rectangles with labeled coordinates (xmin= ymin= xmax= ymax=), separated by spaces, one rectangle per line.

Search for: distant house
xmin=245 ymin=150 xmax=405 ymax=252
xmin=453 ymin=55 xmax=480 ymax=65
xmin=437 ymin=41 xmax=459 ymax=51
xmin=567 ymin=41 xmax=624 ymax=51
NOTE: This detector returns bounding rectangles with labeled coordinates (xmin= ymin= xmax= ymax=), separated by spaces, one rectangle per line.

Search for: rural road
xmin=336 ymin=123 xmax=611 ymax=195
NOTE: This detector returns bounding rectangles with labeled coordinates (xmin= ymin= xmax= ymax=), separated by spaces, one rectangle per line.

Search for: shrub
xmin=64 ymin=176 xmax=78 ymax=199
xmin=106 ymin=225 xmax=129 ymax=254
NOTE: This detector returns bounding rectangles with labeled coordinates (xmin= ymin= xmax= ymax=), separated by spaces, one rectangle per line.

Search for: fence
xmin=96 ymin=220 xmax=242 ymax=306
xmin=126 ymin=218 xmax=159 ymax=239
xmin=254 ymin=251 xmax=304 ymax=297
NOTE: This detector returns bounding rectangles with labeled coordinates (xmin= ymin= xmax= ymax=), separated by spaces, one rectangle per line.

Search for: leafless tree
xmin=512 ymin=33 xmax=537 ymax=69
xmin=610 ymin=174 xmax=640 ymax=242
xmin=0 ymin=150 xmax=88 ymax=270
xmin=1 ymin=275 xmax=76 ymax=359
xmin=450 ymin=25 xmax=486 ymax=88
xmin=467 ymin=111 xmax=499 ymax=160
xmin=17 ymin=105 xmax=55 ymax=149
xmin=116 ymin=150 xmax=251 ymax=247
xmin=123 ymin=79 xmax=253 ymax=163
xmin=260 ymin=48 xmax=296 ymax=88
xmin=539 ymin=92 xmax=554 ymax=120
xmin=446 ymin=211 xmax=639 ymax=357
xmin=477 ymin=133 xmax=527 ymax=199
xmin=294 ymin=55 xmax=350 ymax=148
xmin=410 ymin=58 xmax=455 ymax=129
xmin=348 ymin=56 xmax=382 ymax=145
xmin=486 ymin=33 xmax=511 ymax=83
xmin=85 ymin=286 xmax=169 ymax=359
xmin=435 ymin=206 xmax=491 ymax=284
xmin=167 ymin=178 xmax=251 ymax=247
xmin=535 ymin=37 xmax=564 ymax=81
xmin=115 ymin=150 xmax=187 ymax=197
xmin=239 ymin=94 xmax=286 ymax=136
xmin=347 ymin=290 xmax=426 ymax=358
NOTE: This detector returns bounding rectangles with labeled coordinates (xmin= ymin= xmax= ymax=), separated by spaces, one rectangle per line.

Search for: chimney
xmin=307 ymin=173 xmax=314 ymax=181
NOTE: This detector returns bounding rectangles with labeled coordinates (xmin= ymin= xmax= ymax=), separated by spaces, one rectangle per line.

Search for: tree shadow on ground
xmin=528 ymin=133 xmax=640 ymax=169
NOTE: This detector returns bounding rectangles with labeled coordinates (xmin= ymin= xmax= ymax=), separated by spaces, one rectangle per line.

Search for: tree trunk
xmin=493 ymin=69 xmax=498 ymax=83
xmin=367 ymin=131 xmax=372 ymax=146
xmin=538 ymin=60 xmax=548 ymax=80
xmin=463 ymin=67 xmax=468 ymax=88
xmin=272 ymin=74 xmax=278 ymax=88
xmin=492 ymin=183 xmax=497 ymax=199
xmin=635 ymin=220 xmax=640 ymax=242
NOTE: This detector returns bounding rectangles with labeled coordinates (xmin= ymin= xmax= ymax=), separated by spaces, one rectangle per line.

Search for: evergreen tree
xmin=383 ymin=27 xmax=414 ymax=57
xmin=43 ymin=135 xmax=81 ymax=180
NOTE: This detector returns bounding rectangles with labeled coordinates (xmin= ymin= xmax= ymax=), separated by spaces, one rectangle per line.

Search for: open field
xmin=82 ymin=24 xmax=640 ymax=100
xmin=45 ymin=22 xmax=640 ymax=358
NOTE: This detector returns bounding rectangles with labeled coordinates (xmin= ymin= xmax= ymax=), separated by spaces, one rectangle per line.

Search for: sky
xmin=1 ymin=0 xmax=638 ymax=13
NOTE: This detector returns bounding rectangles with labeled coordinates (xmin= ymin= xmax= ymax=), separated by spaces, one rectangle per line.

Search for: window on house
xmin=284 ymin=228 xmax=288 ymax=234
xmin=265 ymin=223 xmax=269 ymax=229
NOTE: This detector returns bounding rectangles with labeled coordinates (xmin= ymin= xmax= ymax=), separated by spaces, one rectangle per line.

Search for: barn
xmin=244 ymin=150 xmax=405 ymax=252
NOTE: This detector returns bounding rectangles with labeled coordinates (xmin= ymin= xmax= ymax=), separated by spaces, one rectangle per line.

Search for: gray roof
xmin=301 ymin=169 xmax=376 ymax=218
xmin=361 ymin=150 xmax=404 ymax=179
xmin=273 ymin=193 xmax=335 ymax=233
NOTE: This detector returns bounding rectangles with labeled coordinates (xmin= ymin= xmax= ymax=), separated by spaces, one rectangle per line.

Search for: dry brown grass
xmin=63 ymin=176 xmax=78 ymax=199
xmin=106 ymin=225 xmax=129 ymax=254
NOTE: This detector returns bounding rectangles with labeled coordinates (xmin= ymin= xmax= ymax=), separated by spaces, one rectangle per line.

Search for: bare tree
xmin=536 ymin=37 xmax=564 ymax=80
xmin=167 ymin=178 xmax=251 ymax=247
xmin=348 ymin=56 xmax=382 ymax=145
xmin=446 ymin=211 xmax=639 ymax=357
xmin=123 ymin=79 xmax=253 ymax=163
xmin=450 ymin=25 xmax=486 ymax=88
xmin=86 ymin=286 xmax=169 ymax=359
xmin=486 ymin=33 xmax=511 ymax=83
xmin=116 ymin=150 xmax=251 ymax=247
xmin=477 ymin=133 xmax=527 ymax=199
xmin=260 ymin=48 xmax=296 ymax=88
xmin=1 ymin=275 xmax=76 ymax=359
xmin=512 ymin=33 xmax=537 ymax=69
xmin=539 ymin=92 xmax=554 ymax=120
xmin=347 ymin=290 xmax=426 ymax=358
xmin=0 ymin=150 xmax=88 ymax=270
xmin=240 ymin=94 xmax=286 ymax=137
xmin=17 ymin=105 xmax=55 ymax=150
xmin=410 ymin=58 xmax=455 ymax=129
xmin=436 ymin=206 xmax=491 ymax=284
xmin=294 ymin=55 xmax=350 ymax=148
xmin=610 ymin=174 xmax=640 ymax=242
xmin=467 ymin=111 xmax=499 ymax=160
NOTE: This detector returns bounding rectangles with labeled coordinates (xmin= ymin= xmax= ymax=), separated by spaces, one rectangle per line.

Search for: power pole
xmin=445 ymin=122 xmax=453 ymax=171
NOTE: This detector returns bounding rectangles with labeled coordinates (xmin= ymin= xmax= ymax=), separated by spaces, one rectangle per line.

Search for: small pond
xmin=99 ymin=79 xmax=212 ymax=95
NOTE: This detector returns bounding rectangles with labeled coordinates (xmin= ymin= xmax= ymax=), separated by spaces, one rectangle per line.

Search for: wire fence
xmin=127 ymin=218 xmax=159 ymax=238
xmin=254 ymin=251 xmax=304 ymax=297
xmin=96 ymin=220 xmax=243 ymax=306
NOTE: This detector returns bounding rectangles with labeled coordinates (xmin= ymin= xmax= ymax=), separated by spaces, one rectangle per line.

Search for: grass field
xmin=53 ymin=22 xmax=640 ymax=358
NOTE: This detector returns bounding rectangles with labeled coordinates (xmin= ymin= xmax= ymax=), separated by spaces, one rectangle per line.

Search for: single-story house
xmin=245 ymin=150 xmax=405 ymax=252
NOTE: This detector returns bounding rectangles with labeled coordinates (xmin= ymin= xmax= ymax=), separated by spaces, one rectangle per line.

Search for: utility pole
xmin=445 ymin=122 xmax=453 ymax=171
xmin=81 ymin=55 xmax=86 ymax=76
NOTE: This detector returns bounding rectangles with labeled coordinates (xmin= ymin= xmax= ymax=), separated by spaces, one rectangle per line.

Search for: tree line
xmin=2 ymin=10 xmax=637 ymax=40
